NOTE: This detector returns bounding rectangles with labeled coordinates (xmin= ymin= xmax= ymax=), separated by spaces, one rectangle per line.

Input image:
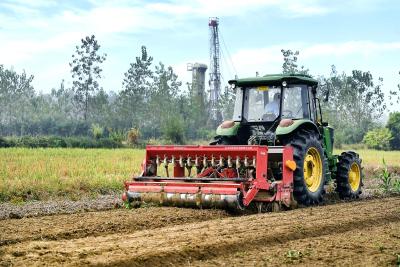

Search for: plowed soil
xmin=1 ymin=197 xmax=399 ymax=266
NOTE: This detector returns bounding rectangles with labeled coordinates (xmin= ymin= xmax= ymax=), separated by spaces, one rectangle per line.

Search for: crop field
xmin=1 ymin=147 xmax=399 ymax=202
xmin=1 ymin=147 xmax=399 ymax=266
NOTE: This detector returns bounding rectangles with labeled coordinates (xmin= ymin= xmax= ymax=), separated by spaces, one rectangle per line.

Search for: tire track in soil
xmin=0 ymin=207 xmax=229 ymax=246
xmin=1 ymin=197 xmax=399 ymax=266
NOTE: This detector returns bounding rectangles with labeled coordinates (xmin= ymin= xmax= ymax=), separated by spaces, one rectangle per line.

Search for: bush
xmin=0 ymin=136 xmax=123 ymax=149
xmin=363 ymin=128 xmax=393 ymax=150
xmin=91 ymin=124 xmax=104 ymax=140
xmin=162 ymin=118 xmax=185 ymax=145
xmin=387 ymin=112 xmax=400 ymax=150
xmin=127 ymin=128 xmax=140 ymax=146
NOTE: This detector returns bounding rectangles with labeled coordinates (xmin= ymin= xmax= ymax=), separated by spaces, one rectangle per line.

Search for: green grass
xmin=0 ymin=148 xmax=144 ymax=202
xmin=1 ymin=147 xmax=399 ymax=202
xmin=334 ymin=148 xmax=400 ymax=168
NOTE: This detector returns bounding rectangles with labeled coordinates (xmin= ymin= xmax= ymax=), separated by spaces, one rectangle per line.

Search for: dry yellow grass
xmin=0 ymin=148 xmax=144 ymax=202
xmin=1 ymin=147 xmax=398 ymax=202
xmin=334 ymin=149 xmax=400 ymax=168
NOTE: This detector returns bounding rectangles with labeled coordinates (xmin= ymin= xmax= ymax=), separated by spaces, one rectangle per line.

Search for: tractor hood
xmin=228 ymin=74 xmax=318 ymax=87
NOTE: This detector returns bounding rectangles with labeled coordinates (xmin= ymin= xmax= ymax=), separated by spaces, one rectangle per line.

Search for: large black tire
xmin=283 ymin=129 xmax=328 ymax=206
xmin=335 ymin=151 xmax=363 ymax=199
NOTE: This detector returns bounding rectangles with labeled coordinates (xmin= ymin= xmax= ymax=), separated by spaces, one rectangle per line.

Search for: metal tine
xmin=187 ymin=156 xmax=192 ymax=167
xmin=171 ymin=155 xmax=176 ymax=166
xmin=211 ymin=155 xmax=216 ymax=167
xmin=163 ymin=155 xmax=169 ymax=177
xmin=219 ymin=155 xmax=224 ymax=167
xmin=156 ymin=155 xmax=161 ymax=166
xmin=203 ymin=156 xmax=207 ymax=167
xmin=244 ymin=156 xmax=249 ymax=167
xmin=179 ymin=156 xmax=184 ymax=168
xmin=194 ymin=156 xmax=200 ymax=167
xmin=236 ymin=156 xmax=241 ymax=168
xmin=227 ymin=156 xmax=233 ymax=168
xmin=252 ymin=156 xmax=256 ymax=167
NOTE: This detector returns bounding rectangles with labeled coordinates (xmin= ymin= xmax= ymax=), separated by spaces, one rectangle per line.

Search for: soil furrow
xmin=0 ymin=197 xmax=398 ymax=266
xmin=0 ymin=207 xmax=229 ymax=246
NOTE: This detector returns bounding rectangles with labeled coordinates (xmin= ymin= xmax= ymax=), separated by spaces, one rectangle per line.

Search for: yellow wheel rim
xmin=303 ymin=147 xmax=323 ymax=192
xmin=349 ymin=162 xmax=361 ymax=192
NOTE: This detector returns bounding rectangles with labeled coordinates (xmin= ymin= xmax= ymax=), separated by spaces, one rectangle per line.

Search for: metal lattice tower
xmin=208 ymin=17 xmax=222 ymax=125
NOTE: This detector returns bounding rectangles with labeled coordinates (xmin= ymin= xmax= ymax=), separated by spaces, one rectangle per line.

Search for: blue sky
xmin=0 ymin=0 xmax=399 ymax=112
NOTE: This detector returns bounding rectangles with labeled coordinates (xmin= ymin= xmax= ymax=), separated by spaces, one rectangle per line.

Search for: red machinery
xmin=123 ymin=145 xmax=297 ymax=211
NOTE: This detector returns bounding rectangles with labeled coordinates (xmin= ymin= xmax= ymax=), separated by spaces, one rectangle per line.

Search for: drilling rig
xmin=208 ymin=17 xmax=223 ymax=127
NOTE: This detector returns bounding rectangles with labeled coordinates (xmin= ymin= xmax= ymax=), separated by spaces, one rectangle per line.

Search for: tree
xmin=120 ymin=46 xmax=153 ymax=129
xmin=281 ymin=49 xmax=309 ymax=75
xmin=363 ymin=128 xmax=393 ymax=150
xmin=147 ymin=62 xmax=182 ymax=138
xmin=319 ymin=66 xmax=389 ymax=144
xmin=0 ymin=65 xmax=34 ymax=135
xmin=387 ymin=112 xmax=400 ymax=150
xmin=70 ymin=35 xmax=107 ymax=121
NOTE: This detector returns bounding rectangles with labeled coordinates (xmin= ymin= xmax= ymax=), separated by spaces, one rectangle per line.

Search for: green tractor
xmin=212 ymin=74 xmax=363 ymax=206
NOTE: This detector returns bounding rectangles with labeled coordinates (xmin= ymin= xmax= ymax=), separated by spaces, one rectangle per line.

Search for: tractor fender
xmin=216 ymin=121 xmax=240 ymax=136
xmin=276 ymin=119 xmax=319 ymax=137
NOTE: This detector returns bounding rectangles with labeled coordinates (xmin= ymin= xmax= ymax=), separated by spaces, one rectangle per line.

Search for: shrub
xmin=0 ymin=137 xmax=10 ymax=148
xmin=91 ymin=124 xmax=104 ymax=140
xmin=363 ymin=128 xmax=393 ymax=150
xmin=0 ymin=136 xmax=123 ymax=149
xmin=109 ymin=129 xmax=126 ymax=142
xmin=387 ymin=112 xmax=400 ymax=150
xmin=127 ymin=128 xmax=140 ymax=146
xmin=162 ymin=118 xmax=185 ymax=145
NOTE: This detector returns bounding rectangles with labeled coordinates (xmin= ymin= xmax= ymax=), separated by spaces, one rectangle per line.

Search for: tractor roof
xmin=228 ymin=74 xmax=318 ymax=87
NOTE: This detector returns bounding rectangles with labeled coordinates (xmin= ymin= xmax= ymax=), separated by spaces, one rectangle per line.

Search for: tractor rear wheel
xmin=335 ymin=151 xmax=363 ymax=199
xmin=283 ymin=129 xmax=327 ymax=206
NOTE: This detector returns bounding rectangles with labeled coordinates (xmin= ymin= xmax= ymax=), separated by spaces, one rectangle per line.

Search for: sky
xmin=0 ymin=0 xmax=399 ymax=112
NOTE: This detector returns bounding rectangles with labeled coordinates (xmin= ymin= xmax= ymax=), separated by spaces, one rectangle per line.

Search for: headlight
xmin=282 ymin=81 xmax=287 ymax=87
xmin=230 ymin=83 xmax=236 ymax=89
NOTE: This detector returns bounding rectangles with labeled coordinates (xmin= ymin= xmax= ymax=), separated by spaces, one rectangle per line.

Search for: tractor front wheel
xmin=283 ymin=129 xmax=327 ymax=206
xmin=335 ymin=151 xmax=363 ymax=199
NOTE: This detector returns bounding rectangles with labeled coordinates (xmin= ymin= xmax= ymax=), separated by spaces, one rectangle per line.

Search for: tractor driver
xmin=264 ymin=92 xmax=281 ymax=118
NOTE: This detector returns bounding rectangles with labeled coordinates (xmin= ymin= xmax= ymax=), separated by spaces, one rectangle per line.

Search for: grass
xmin=1 ymin=147 xmax=399 ymax=203
xmin=0 ymin=148 xmax=144 ymax=202
xmin=334 ymin=148 xmax=400 ymax=168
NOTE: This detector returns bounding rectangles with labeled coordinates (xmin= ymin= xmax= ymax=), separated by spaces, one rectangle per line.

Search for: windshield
xmin=243 ymin=86 xmax=281 ymax=122
xmin=232 ymin=84 xmax=311 ymax=122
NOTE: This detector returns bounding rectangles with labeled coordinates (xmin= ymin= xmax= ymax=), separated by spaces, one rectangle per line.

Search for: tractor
xmin=123 ymin=74 xmax=363 ymax=211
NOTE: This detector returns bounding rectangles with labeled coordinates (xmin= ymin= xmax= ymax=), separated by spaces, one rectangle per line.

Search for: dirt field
xmin=0 ymin=197 xmax=399 ymax=266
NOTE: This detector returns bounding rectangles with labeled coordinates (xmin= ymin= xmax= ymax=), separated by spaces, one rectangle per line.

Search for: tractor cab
xmin=214 ymin=74 xmax=322 ymax=146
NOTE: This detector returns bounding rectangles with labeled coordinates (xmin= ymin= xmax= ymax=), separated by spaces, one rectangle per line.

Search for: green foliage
xmin=319 ymin=66 xmax=392 ymax=144
xmin=387 ymin=112 xmax=400 ymax=150
xmin=377 ymin=158 xmax=400 ymax=193
xmin=109 ymin=128 xmax=125 ymax=142
xmin=363 ymin=128 xmax=393 ymax=150
xmin=70 ymin=35 xmax=107 ymax=121
xmin=90 ymin=123 xmax=104 ymax=139
xmin=379 ymin=158 xmax=393 ymax=192
xmin=0 ymin=136 xmax=123 ymax=149
xmin=281 ymin=49 xmax=309 ymax=75
xmin=162 ymin=117 xmax=185 ymax=144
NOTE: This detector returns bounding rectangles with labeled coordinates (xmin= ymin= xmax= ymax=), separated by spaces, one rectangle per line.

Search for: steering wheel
xmin=282 ymin=110 xmax=293 ymax=118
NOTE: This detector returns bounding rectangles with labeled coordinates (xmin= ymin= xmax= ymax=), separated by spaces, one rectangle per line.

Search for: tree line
xmin=0 ymin=36 xmax=399 ymax=147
